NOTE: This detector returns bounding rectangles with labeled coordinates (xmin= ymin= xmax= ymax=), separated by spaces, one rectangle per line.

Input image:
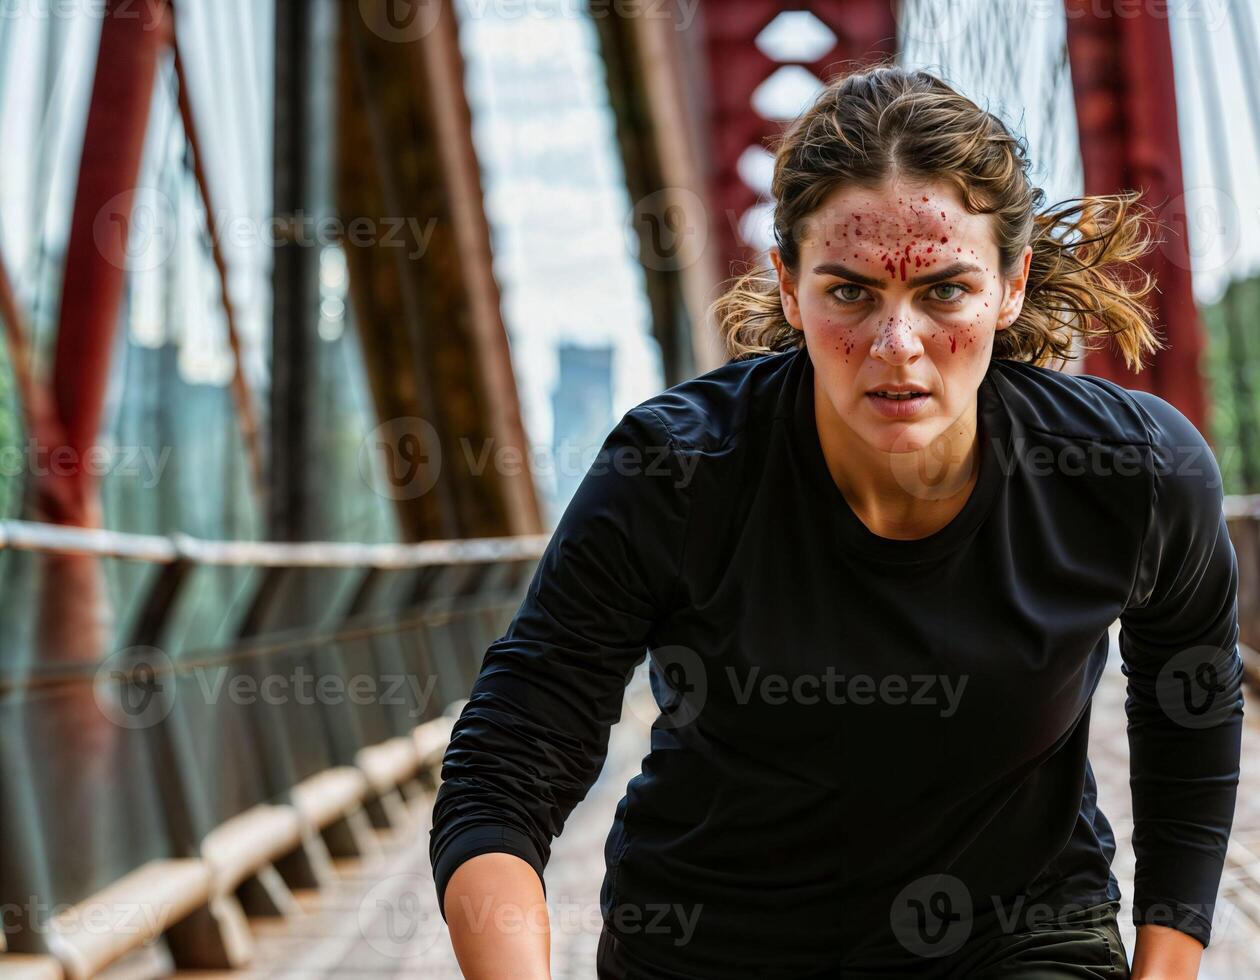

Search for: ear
xmin=769 ymin=247 xmax=803 ymax=332
xmin=996 ymin=245 xmax=1033 ymax=331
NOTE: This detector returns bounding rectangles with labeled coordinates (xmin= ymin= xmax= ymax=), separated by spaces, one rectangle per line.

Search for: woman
xmin=428 ymin=66 xmax=1245 ymax=980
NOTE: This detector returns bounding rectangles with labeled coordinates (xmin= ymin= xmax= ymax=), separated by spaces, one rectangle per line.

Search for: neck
xmin=814 ymin=380 xmax=981 ymax=540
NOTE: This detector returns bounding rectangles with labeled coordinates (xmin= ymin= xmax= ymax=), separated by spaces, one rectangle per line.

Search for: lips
xmin=865 ymin=389 xmax=930 ymax=417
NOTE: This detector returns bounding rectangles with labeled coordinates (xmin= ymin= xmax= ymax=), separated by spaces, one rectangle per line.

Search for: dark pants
xmin=596 ymin=900 xmax=1130 ymax=979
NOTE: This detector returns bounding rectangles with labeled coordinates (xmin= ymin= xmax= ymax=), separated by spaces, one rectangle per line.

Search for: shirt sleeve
xmin=1118 ymin=390 xmax=1246 ymax=949
xmin=428 ymin=405 xmax=693 ymax=922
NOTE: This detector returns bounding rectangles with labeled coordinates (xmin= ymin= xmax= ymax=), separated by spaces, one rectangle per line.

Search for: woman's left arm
xmin=1118 ymin=391 xmax=1246 ymax=980
xmin=1130 ymin=922 xmax=1203 ymax=979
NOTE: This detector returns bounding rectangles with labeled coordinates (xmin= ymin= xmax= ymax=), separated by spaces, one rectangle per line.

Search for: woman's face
xmin=771 ymin=178 xmax=1032 ymax=457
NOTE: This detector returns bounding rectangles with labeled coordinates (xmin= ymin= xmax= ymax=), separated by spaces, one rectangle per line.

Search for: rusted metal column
xmin=339 ymin=0 xmax=542 ymax=541
xmin=593 ymin=1 xmax=727 ymax=383
xmin=270 ymin=0 xmax=337 ymax=542
xmin=1065 ymin=0 xmax=1208 ymax=432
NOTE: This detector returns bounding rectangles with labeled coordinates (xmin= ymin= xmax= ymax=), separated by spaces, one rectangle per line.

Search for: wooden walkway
xmin=98 ymin=628 xmax=1260 ymax=979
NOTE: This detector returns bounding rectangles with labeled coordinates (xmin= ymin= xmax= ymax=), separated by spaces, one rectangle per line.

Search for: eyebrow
xmin=811 ymin=261 xmax=984 ymax=288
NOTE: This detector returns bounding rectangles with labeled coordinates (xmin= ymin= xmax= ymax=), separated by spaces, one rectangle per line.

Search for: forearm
xmin=1130 ymin=922 xmax=1203 ymax=980
xmin=444 ymin=852 xmax=552 ymax=980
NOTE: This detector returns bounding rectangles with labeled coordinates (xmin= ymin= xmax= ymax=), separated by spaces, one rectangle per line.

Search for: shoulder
xmin=1123 ymin=389 xmax=1226 ymax=516
xmin=1123 ymin=389 xmax=1218 ymax=473
xmin=990 ymin=358 xmax=1224 ymax=504
xmin=987 ymin=358 xmax=1154 ymax=447
xmin=624 ymin=348 xmax=800 ymax=455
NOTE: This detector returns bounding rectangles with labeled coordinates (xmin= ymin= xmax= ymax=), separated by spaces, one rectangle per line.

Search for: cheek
xmin=923 ymin=317 xmax=997 ymax=361
xmin=924 ymin=289 xmax=1002 ymax=356
xmin=802 ymin=301 xmax=866 ymax=361
xmin=925 ymin=320 xmax=976 ymax=355
xmin=826 ymin=323 xmax=864 ymax=362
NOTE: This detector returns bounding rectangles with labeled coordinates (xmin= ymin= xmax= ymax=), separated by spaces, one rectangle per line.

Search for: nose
xmin=869 ymin=313 xmax=925 ymax=366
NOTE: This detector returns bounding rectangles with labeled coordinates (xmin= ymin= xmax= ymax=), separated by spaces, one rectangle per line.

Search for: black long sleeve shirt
xmin=429 ymin=345 xmax=1245 ymax=977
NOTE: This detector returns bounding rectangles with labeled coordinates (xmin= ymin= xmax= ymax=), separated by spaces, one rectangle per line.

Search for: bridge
xmin=4 ymin=0 xmax=1260 ymax=977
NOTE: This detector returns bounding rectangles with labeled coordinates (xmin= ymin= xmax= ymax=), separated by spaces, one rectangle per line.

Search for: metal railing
xmin=0 ymin=520 xmax=549 ymax=974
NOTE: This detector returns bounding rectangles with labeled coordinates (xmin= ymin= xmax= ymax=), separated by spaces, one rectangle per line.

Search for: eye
xmin=929 ymin=282 xmax=966 ymax=303
xmin=830 ymin=283 xmax=869 ymax=304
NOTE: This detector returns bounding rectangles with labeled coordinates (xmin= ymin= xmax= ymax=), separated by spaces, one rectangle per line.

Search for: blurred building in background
xmin=548 ymin=342 xmax=615 ymax=523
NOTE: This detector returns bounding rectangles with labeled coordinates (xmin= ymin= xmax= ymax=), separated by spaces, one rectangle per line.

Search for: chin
xmin=857 ymin=419 xmax=941 ymax=455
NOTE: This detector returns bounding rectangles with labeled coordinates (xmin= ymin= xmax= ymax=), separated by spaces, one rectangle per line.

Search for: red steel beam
xmin=697 ymin=0 xmax=897 ymax=282
xmin=45 ymin=0 xmax=171 ymax=526
xmin=1065 ymin=0 xmax=1207 ymax=431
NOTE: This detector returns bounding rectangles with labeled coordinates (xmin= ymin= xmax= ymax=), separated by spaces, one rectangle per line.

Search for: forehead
xmin=796 ymin=180 xmax=993 ymax=257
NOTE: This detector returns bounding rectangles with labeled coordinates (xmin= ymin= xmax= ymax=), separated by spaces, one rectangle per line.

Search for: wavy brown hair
xmin=711 ymin=64 xmax=1164 ymax=371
